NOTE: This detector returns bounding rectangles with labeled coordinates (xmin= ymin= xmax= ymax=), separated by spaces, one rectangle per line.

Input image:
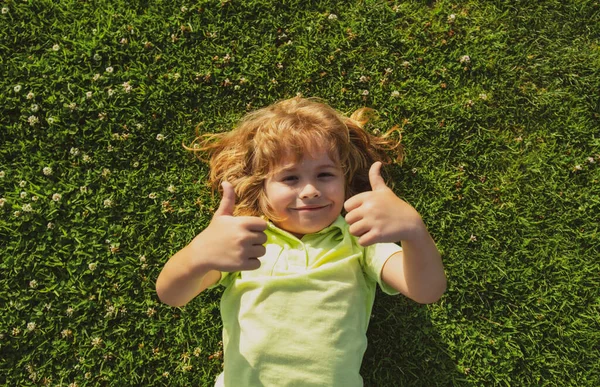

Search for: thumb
xmin=369 ymin=162 xmax=387 ymax=191
xmin=214 ymin=181 xmax=236 ymax=217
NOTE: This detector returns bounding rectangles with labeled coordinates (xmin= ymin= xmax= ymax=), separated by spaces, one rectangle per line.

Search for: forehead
xmin=273 ymin=146 xmax=340 ymax=172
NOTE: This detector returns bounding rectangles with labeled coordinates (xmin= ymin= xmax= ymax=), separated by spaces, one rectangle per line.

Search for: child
xmin=156 ymin=97 xmax=446 ymax=386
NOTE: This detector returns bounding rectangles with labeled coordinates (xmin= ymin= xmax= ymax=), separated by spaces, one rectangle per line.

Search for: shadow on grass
xmin=361 ymin=289 xmax=460 ymax=387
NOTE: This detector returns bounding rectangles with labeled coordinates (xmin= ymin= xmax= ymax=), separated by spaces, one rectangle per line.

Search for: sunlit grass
xmin=1 ymin=1 xmax=599 ymax=385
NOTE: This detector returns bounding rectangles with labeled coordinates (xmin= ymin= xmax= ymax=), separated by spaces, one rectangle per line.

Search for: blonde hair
xmin=185 ymin=97 xmax=403 ymax=220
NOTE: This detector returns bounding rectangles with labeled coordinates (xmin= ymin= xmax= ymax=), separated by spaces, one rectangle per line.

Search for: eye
xmin=282 ymin=175 xmax=298 ymax=183
xmin=318 ymin=172 xmax=335 ymax=178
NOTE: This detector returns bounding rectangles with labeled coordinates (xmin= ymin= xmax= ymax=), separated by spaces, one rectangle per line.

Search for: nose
xmin=299 ymin=183 xmax=320 ymax=199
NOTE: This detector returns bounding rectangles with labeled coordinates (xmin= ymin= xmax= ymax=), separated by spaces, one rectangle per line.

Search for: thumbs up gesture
xmin=344 ymin=162 xmax=425 ymax=246
xmin=188 ymin=181 xmax=267 ymax=272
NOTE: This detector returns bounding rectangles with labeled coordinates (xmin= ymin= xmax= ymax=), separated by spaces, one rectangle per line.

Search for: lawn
xmin=1 ymin=0 xmax=599 ymax=386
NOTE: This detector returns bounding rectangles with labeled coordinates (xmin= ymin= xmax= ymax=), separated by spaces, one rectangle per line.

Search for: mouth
xmin=291 ymin=204 xmax=330 ymax=212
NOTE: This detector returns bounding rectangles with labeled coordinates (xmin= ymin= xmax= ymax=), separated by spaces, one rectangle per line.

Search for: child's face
xmin=264 ymin=148 xmax=345 ymax=238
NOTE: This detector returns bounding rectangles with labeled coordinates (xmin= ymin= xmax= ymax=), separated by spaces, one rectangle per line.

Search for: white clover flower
xmin=66 ymin=307 xmax=74 ymax=316
xmin=460 ymin=55 xmax=471 ymax=64
xmin=147 ymin=307 xmax=156 ymax=317
xmin=89 ymin=262 xmax=97 ymax=271
xmin=52 ymin=193 xmax=62 ymax=202
xmin=80 ymin=186 xmax=88 ymax=193
xmin=328 ymin=13 xmax=338 ymax=20
xmin=391 ymin=90 xmax=400 ymax=97
xmin=402 ymin=61 xmax=410 ymax=68
xmin=27 ymin=322 xmax=36 ymax=331
xmin=19 ymin=180 xmax=26 ymax=187
xmin=574 ymin=165 xmax=582 ymax=171
xmin=103 ymin=198 xmax=113 ymax=207
xmin=32 ymin=196 xmax=38 ymax=201
xmin=106 ymin=66 xmax=114 ymax=73
xmin=28 ymin=116 xmax=39 ymax=126
xmin=43 ymin=167 xmax=53 ymax=175
xmin=12 ymin=327 xmax=21 ymax=336
xmin=61 ymin=329 xmax=73 ymax=338
xmin=0 ymin=198 xmax=6 ymax=207
xmin=52 ymin=44 xmax=60 ymax=51
xmin=47 ymin=117 xmax=55 ymax=124
xmin=447 ymin=14 xmax=456 ymax=23
xmin=156 ymin=134 xmax=165 ymax=141
xmin=68 ymin=102 xmax=77 ymax=110
xmin=13 ymin=211 xmax=21 ymax=217
xmin=14 ymin=85 xmax=22 ymax=92
xmin=122 ymin=82 xmax=132 ymax=93
xmin=22 ymin=203 xmax=32 ymax=212
xmin=47 ymin=222 xmax=54 ymax=229
xmin=120 ymin=38 xmax=128 ymax=45
xmin=478 ymin=93 xmax=488 ymax=100
xmin=70 ymin=147 xmax=80 ymax=156
xmin=82 ymin=154 xmax=91 ymax=162
xmin=0 ymin=171 xmax=4 ymax=178
xmin=181 ymin=6 xmax=188 ymax=12
xmin=30 ymin=104 xmax=39 ymax=112
xmin=469 ymin=234 xmax=477 ymax=242
xmin=29 ymin=280 xmax=38 ymax=288
xmin=148 ymin=192 xmax=157 ymax=199
xmin=173 ymin=73 xmax=181 ymax=80
xmin=2 ymin=7 xmax=8 ymax=14
xmin=86 ymin=91 xmax=93 ymax=99
xmin=91 ymin=336 xmax=102 ymax=347
xmin=133 ymin=161 xmax=139 ymax=168
xmin=20 ymin=191 xmax=27 ymax=199
xmin=587 ymin=156 xmax=595 ymax=163
xmin=361 ymin=90 xmax=369 ymax=96
xmin=102 ymin=168 xmax=111 ymax=177
xmin=167 ymin=184 xmax=176 ymax=193
xmin=359 ymin=75 xmax=369 ymax=83
xmin=93 ymin=73 xmax=101 ymax=81
xmin=26 ymin=91 xmax=34 ymax=99
xmin=107 ymin=88 xmax=115 ymax=97
xmin=98 ymin=112 xmax=107 ymax=120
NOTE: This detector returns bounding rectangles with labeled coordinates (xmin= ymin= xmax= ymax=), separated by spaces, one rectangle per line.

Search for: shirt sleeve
xmin=362 ymin=242 xmax=402 ymax=295
xmin=208 ymin=271 xmax=238 ymax=289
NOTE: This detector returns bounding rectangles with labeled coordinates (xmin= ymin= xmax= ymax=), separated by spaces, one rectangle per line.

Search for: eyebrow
xmin=276 ymin=163 xmax=338 ymax=174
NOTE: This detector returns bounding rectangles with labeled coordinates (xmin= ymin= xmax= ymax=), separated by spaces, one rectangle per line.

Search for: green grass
xmin=1 ymin=0 xmax=599 ymax=385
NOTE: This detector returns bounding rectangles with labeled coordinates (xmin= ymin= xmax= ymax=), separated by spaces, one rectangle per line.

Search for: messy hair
xmin=184 ymin=97 xmax=403 ymax=220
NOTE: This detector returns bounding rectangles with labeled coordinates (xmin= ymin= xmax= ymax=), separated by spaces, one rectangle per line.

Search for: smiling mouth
xmin=291 ymin=205 xmax=329 ymax=211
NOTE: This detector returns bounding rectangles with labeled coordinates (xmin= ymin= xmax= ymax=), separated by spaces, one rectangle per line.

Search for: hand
xmin=344 ymin=162 xmax=425 ymax=246
xmin=188 ymin=181 xmax=267 ymax=272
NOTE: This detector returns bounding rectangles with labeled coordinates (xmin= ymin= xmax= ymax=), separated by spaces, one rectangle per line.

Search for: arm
xmin=380 ymin=223 xmax=446 ymax=304
xmin=345 ymin=162 xmax=446 ymax=304
xmin=156 ymin=182 xmax=267 ymax=307
xmin=156 ymin=244 xmax=222 ymax=307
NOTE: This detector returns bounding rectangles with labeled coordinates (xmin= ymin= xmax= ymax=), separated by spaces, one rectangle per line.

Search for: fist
xmin=344 ymin=162 xmax=424 ymax=246
xmin=190 ymin=181 xmax=267 ymax=272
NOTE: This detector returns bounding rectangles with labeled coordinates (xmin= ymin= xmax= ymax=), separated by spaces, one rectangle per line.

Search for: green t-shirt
xmin=212 ymin=215 xmax=402 ymax=386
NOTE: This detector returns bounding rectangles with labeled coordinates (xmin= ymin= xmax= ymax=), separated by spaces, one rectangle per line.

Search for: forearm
xmin=400 ymin=223 xmax=446 ymax=304
xmin=156 ymin=245 xmax=216 ymax=307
